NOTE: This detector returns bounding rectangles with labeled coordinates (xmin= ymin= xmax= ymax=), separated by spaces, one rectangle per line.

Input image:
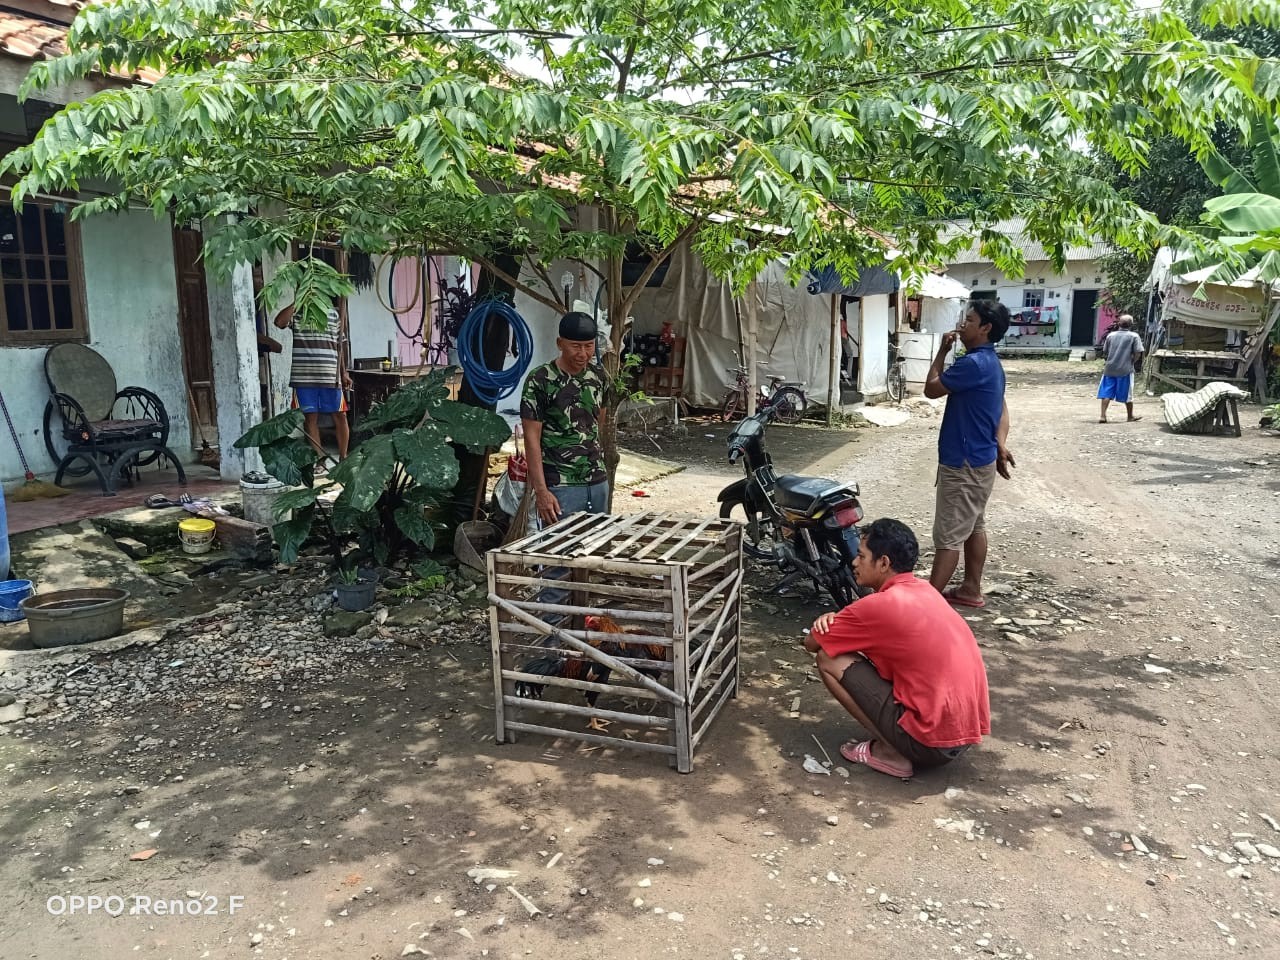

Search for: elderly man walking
xmin=1097 ymin=315 xmax=1145 ymax=423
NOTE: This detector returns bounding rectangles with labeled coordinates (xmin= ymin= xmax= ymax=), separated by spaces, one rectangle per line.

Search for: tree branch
xmin=470 ymin=252 xmax=564 ymax=313
xmin=620 ymin=218 xmax=700 ymax=318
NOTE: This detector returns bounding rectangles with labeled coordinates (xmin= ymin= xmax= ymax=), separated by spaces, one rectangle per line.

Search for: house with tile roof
xmin=0 ymin=0 xmax=258 ymax=486
xmin=939 ymin=218 xmax=1117 ymax=353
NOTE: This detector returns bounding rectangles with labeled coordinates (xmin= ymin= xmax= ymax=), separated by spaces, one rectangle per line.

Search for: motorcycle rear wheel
xmin=770 ymin=387 xmax=807 ymax=424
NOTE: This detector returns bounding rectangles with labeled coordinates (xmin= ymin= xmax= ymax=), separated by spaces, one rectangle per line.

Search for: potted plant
xmin=334 ymin=559 xmax=379 ymax=611
xmin=234 ymin=367 xmax=510 ymax=583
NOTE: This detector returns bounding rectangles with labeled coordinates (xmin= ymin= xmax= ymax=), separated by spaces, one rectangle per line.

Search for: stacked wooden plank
xmin=487 ymin=511 xmax=744 ymax=772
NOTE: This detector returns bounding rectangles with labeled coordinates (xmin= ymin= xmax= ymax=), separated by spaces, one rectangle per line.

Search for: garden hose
xmin=457 ymin=299 xmax=532 ymax=405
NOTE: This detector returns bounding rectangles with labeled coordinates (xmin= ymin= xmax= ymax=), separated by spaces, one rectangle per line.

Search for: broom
xmin=0 ymin=387 xmax=70 ymax=501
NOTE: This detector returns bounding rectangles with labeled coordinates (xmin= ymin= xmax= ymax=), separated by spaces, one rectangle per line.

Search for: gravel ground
xmin=1 ymin=358 xmax=1278 ymax=960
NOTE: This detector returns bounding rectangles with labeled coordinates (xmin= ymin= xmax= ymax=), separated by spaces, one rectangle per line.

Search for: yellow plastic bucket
xmin=178 ymin=518 xmax=216 ymax=555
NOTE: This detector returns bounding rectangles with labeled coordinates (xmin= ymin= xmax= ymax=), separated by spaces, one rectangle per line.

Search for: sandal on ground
xmin=941 ymin=587 xmax=985 ymax=609
xmin=840 ymin=739 xmax=914 ymax=779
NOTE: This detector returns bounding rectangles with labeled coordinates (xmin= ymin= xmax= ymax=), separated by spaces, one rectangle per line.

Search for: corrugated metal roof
xmin=940 ymin=218 xmax=1111 ymax=265
xmin=0 ymin=3 xmax=161 ymax=84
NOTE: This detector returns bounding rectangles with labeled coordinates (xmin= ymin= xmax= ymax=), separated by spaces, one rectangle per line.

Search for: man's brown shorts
xmin=932 ymin=462 xmax=997 ymax=551
xmin=839 ymin=658 xmax=969 ymax=768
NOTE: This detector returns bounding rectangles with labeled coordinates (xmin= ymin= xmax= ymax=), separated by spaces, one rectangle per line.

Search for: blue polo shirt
xmin=938 ymin=344 xmax=1005 ymax=468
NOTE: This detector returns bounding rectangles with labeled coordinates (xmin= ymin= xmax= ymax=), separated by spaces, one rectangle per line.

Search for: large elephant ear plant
xmin=234 ymin=368 xmax=510 ymax=571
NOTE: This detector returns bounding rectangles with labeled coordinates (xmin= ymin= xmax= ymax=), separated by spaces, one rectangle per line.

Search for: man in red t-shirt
xmin=805 ymin=518 xmax=990 ymax=779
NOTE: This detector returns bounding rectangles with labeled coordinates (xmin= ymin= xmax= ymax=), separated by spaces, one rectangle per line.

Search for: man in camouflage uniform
xmin=520 ymin=311 xmax=609 ymax=525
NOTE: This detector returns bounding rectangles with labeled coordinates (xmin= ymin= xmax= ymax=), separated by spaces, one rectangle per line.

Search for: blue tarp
xmin=806 ymin=264 xmax=900 ymax=297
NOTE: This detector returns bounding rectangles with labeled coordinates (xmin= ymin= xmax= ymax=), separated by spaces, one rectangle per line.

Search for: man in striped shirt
xmin=274 ymin=303 xmax=351 ymax=461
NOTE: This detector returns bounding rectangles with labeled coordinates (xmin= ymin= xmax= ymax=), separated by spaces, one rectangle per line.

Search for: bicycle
xmin=721 ymin=356 xmax=808 ymax=424
xmin=886 ymin=340 xmax=907 ymax=404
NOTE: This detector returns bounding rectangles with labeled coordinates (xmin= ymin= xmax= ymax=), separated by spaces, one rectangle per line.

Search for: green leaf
xmin=272 ymin=485 xmax=325 ymax=517
xmin=1203 ymin=193 xmax=1280 ymax=232
xmin=393 ymin=504 xmax=436 ymax=548
xmin=261 ymin=437 xmax=319 ymax=487
xmin=328 ymin=434 xmax=396 ymax=512
xmin=429 ymin=403 xmax=511 ymax=453
xmin=273 ymin=506 xmax=315 ymax=565
xmin=393 ymin=428 xmax=459 ymax=488
xmin=234 ymin=410 xmax=304 ymax=449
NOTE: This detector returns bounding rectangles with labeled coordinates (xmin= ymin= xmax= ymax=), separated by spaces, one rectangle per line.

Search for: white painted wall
xmin=0 ymin=210 xmax=192 ymax=486
xmin=858 ymin=294 xmax=891 ymax=396
xmin=945 ymin=258 xmax=1107 ymax=350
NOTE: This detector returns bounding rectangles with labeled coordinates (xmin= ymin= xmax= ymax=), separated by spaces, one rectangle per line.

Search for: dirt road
xmin=2 ymin=359 xmax=1278 ymax=960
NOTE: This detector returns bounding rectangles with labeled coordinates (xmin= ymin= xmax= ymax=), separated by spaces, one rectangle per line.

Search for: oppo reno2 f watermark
xmin=47 ymin=893 xmax=245 ymax=917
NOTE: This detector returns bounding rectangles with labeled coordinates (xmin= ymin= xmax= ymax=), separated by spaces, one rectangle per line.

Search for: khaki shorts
xmin=932 ymin=462 xmax=997 ymax=550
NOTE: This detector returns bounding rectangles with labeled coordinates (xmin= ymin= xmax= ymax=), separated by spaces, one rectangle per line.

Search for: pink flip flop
xmin=840 ymin=739 xmax=914 ymax=779
xmin=942 ymin=587 xmax=985 ymax=609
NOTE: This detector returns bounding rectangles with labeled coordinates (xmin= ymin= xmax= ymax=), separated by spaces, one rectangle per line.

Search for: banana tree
xmin=1182 ymin=115 xmax=1280 ymax=283
xmin=234 ymin=369 xmax=509 ymax=569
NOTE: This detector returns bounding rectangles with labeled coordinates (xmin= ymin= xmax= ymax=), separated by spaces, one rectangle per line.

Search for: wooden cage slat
xmin=502 ymin=695 xmax=672 ymax=729
xmin=503 ymin=720 xmax=677 ymax=755
xmin=603 ymin=512 xmax=674 ymax=558
xmin=630 ymin=516 xmax=697 ymax=560
xmin=494 ymin=571 xmax=671 ymax=601
xmin=692 ymin=670 xmax=738 ymax=749
xmin=656 ymin=518 xmax=717 ymax=561
xmin=668 ymin=564 xmax=692 ymax=773
xmin=572 ymin=513 xmax=647 ymax=555
xmin=688 ymin=577 xmax=741 ymax=644
xmin=499 ymin=510 xmax=601 ymax=554
xmin=690 ymin=621 xmax=740 ymax=703
xmin=508 ymin=599 xmax=674 ymax=623
xmin=536 ymin=513 xmax=619 ymax=554
xmin=692 ymin=658 xmax=738 ymax=728
xmin=501 ymin=644 xmax=674 ymax=675
xmin=493 ymin=553 xmax=679 ymax=577
xmin=688 ymin=579 xmax=740 ymax=699
xmin=502 ymin=669 xmax=660 ymax=701
xmin=687 ymin=548 xmax=738 ymax=584
xmin=686 ymin=566 xmax=742 ymax=620
xmin=498 ymin=621 xmax=675 ymax=648
xmin=489 ymin=593 xmax=685 ymax=706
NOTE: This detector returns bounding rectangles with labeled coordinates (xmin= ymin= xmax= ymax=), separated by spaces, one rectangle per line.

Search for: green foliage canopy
xmin=6 ymin=0 xmax=1280 ymax=302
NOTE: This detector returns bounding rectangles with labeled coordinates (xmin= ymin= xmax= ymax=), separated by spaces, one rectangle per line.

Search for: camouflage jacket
xmin=519 ymin=360 xmax=607 ymax=487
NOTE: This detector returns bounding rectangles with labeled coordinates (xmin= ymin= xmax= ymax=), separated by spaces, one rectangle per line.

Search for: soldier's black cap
xmin=558 ymin=311 xmax=598 ymax=342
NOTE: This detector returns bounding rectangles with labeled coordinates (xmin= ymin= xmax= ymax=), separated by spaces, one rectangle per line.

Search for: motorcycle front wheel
xmin=718 ymin=500 xmax=778 ymax=560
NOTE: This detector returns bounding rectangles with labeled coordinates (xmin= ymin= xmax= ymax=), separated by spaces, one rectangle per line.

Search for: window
xmin=970 ymin=290 xmax=997 ymax=301
xmin=1022 ymin=288 xmax=1044 ymax=308
xmin=0 ymin=200 xmax=86 ymax=345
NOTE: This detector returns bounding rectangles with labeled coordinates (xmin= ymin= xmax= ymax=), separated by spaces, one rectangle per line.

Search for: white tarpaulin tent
xmin=630 ymin=243 xmax=834 ymax=408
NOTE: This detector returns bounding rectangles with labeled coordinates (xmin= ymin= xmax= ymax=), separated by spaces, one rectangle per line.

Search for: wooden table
xmin=1148 ymin=349 xmax=1249 ymax=393
xmin=349 ymin=365 xmax=461 ymax=427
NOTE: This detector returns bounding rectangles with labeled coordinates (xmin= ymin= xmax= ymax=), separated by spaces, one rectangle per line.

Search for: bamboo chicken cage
xmin=487 ymin=511 xmax=744 ymax=772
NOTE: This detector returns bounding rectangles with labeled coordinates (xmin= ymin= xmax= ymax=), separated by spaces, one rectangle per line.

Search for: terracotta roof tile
xmin=0 ymin=6 xmax=161 ymax=84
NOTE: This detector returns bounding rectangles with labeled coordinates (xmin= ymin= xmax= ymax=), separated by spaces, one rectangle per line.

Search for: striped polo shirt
xmin=289 ymin=309 xmax=341 ymax=388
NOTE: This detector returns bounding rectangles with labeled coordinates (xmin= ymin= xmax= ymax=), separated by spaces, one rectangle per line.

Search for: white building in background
xmin=940 ymin=219 xmax=1116 ymax=352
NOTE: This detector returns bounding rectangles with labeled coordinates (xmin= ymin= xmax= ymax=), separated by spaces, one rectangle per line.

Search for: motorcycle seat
xmin=773 ymin=474 xmax=848 ymax=511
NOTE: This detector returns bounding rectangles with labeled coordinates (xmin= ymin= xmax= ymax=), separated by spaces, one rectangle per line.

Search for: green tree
xmin=6 ymin=0 xmax=1280 ymax=494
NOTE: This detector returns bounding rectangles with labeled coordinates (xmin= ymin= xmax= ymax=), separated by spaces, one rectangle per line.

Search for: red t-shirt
xmin=815 ymin=573 xmax=991 ymax=748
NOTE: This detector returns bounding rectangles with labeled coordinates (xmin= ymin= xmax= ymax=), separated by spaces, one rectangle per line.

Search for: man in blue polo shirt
xmin=923 ymin=300 xmax=1015 ymax=609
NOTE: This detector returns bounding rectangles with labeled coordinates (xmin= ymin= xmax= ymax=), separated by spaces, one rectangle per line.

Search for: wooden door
xmin=172 ymin=225 xmax=217 ymax=436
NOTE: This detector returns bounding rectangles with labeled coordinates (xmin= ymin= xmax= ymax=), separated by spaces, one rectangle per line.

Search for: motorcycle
xmin=717 ymin=407 xmax=867 ymax=608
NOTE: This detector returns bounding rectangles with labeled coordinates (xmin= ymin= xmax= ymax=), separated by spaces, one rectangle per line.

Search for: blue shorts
xmin=1097 ymin=375 xmax=1133 ymax=402
xmin=293 ymin=387 xmax=347 ymax=414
